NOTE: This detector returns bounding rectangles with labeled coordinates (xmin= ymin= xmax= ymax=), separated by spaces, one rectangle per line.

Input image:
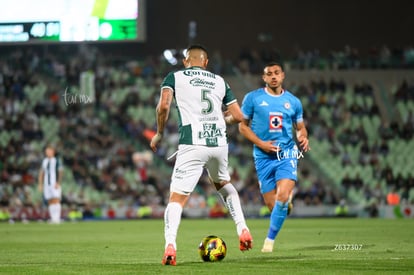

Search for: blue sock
xmin=267 ymin=201 xmax=288 ymax=240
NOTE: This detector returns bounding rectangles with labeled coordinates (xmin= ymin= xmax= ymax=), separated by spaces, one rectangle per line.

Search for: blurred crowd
xmin=237 ymin=44 xmax=414 ymax=75
xmin=291 ymin=76 xmax=414 ymax=213
xmin=1 ymin=43 xmax=413 ymax=221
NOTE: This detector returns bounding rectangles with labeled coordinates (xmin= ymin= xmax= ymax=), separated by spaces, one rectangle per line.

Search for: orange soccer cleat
xmin=239 ymin=229 xmax=253 ymax=251
xmin=162 ymin=244 xmax=176 ymax=266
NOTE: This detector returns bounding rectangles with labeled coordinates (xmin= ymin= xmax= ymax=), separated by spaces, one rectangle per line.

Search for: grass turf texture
xmin=0 ymin=218 xmax=413 ymax=274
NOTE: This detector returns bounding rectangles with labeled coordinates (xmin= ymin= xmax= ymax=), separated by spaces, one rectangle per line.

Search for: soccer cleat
xmin=261 ymin=238 xmax=274 ymax=253
xmin=239 ymin=229 xmax=253 ymax=251
xmin=287 ymin=201 xmax=293 ymax=215
xmin=162 ymin=244 xmax=176 ymax=266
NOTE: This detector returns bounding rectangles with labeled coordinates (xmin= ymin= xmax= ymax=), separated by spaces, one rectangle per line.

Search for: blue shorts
xmin=254 ymin=155 xmax=298 ymax=194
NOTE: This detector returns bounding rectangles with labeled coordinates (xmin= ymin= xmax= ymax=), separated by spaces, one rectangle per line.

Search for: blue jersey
xmin=241 ymin=88 xmax=304 ymax=159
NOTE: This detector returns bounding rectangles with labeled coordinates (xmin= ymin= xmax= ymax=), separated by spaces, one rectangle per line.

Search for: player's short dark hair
xmin=264 ymin=61 xmax=284 ymax=72
xmin=186 ymin=44 xmax=209 ymax=57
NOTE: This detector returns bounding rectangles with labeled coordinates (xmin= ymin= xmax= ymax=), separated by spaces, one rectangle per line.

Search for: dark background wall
xmin=1 ymin=0 xmax=413 ymax=60
xmin=142 ymin=0 xmax=414 ymax=58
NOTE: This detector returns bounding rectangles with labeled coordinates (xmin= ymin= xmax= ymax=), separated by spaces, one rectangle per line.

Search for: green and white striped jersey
xmin=161 ymin=66 xmax=237 ymax=147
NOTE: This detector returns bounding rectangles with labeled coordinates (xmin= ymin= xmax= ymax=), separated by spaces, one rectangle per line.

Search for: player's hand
xmin=259 ymin=140 xmax=280 ymax=154
xmin=150 ymin=133 xmax=163 ymax=152
xmin=55 ymin=182 xmax=61 ymax=189
xmin=298 ymin=137 xmax=310 ymax=152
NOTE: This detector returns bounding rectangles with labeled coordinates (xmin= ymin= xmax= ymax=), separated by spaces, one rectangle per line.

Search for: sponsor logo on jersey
xmin=183 ymin=70 xmax=216 ymax=79
xmin=198 ymin=123 xmax=223 ymax=139
xmin=189 ymin=77 xmax=216 ymax=89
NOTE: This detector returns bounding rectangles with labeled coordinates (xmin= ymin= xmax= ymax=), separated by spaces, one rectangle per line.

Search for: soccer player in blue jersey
xmin=239 ymin=62 xmax=310 ymax=252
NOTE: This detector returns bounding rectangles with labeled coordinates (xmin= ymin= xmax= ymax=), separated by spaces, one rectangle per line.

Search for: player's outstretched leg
xmin=261 ymin=201 xmax=288 ymax=253
xmin=217 ymin=183 xmax=253 ymax=251
xmin=162 ymin=202 xmax=182 ymax=265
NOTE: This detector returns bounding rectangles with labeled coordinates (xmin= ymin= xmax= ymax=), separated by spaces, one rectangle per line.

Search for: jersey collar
xmin=264 ymin=87 xmax=284 ymax=97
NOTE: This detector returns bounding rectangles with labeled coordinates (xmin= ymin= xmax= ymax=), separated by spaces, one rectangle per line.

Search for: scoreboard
xmin=0 ymin=0 xmax=146 ymax=43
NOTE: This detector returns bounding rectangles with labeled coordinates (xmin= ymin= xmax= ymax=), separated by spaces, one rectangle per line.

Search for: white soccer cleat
xmin=261 ymin=238 xmax=274 ymax=253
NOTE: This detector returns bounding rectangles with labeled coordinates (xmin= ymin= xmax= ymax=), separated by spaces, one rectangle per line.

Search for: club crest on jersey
xmin=284 ymin=102 xmax=290 ymax=109
xmin=269 ymin=112 xmax=283 ymax=131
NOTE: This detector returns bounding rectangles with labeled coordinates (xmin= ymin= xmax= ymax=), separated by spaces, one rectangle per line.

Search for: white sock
xmin=164 ymin=202 xmax=182 ymax=250
xmin=218 ymin=184 xmax=248 ymax=236
xmin=55 ymin=203 xmax=61 ymax=222
xmin=49 ymin=204 xmax=61 ymax=223
xmin=48 ymin=204 xmax=54 ymax=221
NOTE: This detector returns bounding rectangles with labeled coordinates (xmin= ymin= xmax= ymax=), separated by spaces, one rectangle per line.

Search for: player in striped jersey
xmin=38 ymin=145 xmax=63 ymax=224
xmin=150 ymin=44 xmax=252 ymax=266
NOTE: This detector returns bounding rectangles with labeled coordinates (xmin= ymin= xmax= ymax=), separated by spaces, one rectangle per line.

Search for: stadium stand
xmin=1 ymin=44 xmax=413 ymax=221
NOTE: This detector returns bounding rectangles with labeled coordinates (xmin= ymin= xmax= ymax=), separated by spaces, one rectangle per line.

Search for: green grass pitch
xmin=0 ymin=218 xmax=413 ymax=274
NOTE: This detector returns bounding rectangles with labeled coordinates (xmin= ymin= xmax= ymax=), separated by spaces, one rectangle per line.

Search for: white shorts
xmin=43 ymin=184 xmax=62 ymax=200
xmin=170 ymin=144 xmax=231 ymax=195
